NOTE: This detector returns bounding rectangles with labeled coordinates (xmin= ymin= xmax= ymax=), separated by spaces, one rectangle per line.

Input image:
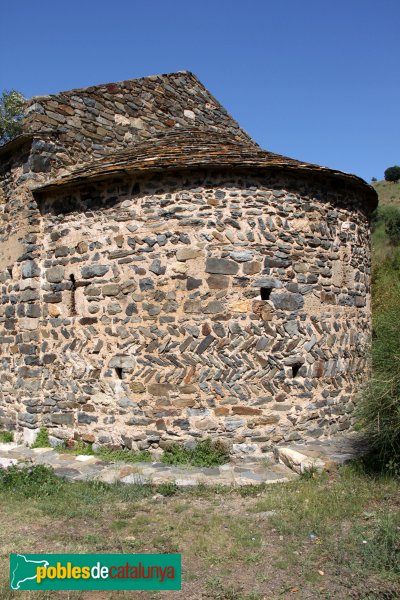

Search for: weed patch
xmin=0 ymin=430 xmax=13 ymax=443
xmin=0 ymin=465 xmax=61 ymax=498
xmin=360 ymin=512 xmax=400 ymax=575
xmin=31 ymin=426 xmax=50 ymax=448
xmin=96 ymin=447 xmax=152 ymax=463
xmin=60 ymin=441 xmax=152 ymax=463
xmin=162 ymin=439 xmax=229 ymax=467
xmin=156 ymin=482 xmax=179 ymax=496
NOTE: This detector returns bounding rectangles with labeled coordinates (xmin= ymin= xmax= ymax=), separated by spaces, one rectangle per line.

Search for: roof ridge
xmin=26 ymin=71 xmax=199 ymax=104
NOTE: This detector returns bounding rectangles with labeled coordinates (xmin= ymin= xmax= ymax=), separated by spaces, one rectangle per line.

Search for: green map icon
xmin=9 ymin=552 xmax=181 ymax=590
xmin=10 ymin=554 xmax=49 ymax=590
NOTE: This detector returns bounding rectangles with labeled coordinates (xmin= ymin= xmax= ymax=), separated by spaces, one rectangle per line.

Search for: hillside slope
xmin=372 ymin=180 xmax=400 ymax=207
xmin=371 ymin=180 xmax=400 ymax=311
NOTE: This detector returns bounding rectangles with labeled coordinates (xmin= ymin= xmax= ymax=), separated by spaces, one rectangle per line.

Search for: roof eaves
xmin=0 ymin=134 xmax=33 ymax=161
xmin=32 ymin=156 xmax=377 ymax=212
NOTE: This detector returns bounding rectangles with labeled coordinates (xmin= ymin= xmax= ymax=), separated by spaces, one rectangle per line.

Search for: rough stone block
xmin=46 ymin=266 xmax=64 ymax=283
xmin=176 ymin=248 xmax=202 ymax=261
xmin=109 ymin=355 xmax=135 ymax=369
xmin=22 ymin=261 xmax=40 ymax=279
xmin=81 ymin=265 xmax=109 ymax=279
xmin=270 ymin=292 xmax=304 ymax=311
xmin=205 ymin=258 xmax=239 ymax=275
xmin=207 ymin=275 xmax=229 ymax=289
xmin=148 ymin=383 xmax=175 ymax=396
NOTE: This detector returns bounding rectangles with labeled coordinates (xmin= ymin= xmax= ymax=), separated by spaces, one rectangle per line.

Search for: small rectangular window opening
xmin=292 ymin=364 xmax=302 ymax=378
xmin=69 ymin=274 xmax=77 ymax=316
xmin=260 ymin=287 xmax=272 ymax=300
xmin=115 ymin=367 xmax=123 ymax=380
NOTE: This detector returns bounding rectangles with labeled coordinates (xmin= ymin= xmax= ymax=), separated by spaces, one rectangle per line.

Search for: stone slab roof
xmin=33 ymin=128 xmax=378 ymax=210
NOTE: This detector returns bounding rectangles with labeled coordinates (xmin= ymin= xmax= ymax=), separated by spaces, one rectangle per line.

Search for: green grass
xmin=0 ymin=463 xmax=398 ymax=598
xmin=359 ymin=512 xmax=400 ymax=575
xmin=357 ymin=199 xmax=400 ymax=472
xmin=60 ymin=441 xmax=152 ymax=463
xmin=204 ymin=578 xmax=264 ymax=600
xmin=0 ymin=430 xmax=13 ymax=443
xmin=253 ymin=463 xmax=395 ymax=537
xmin=161 ymin=438 xmax=230 ymax=467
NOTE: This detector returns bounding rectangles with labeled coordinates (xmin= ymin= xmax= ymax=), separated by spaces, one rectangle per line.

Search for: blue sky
xmin=1 ymin=0 xmax=399 ymax=182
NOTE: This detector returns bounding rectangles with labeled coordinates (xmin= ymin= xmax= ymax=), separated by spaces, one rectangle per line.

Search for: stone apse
xmin=0 ymin=72 xmax=377 ymax=454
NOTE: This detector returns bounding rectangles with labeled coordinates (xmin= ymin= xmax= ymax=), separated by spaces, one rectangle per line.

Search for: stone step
xmin=0 ymin=434 xmax=365 ymax=485
xmin=0 ymin=442 xmax=297 ymax=487
xmin=275 ymin=432 xmax=367 ymax=474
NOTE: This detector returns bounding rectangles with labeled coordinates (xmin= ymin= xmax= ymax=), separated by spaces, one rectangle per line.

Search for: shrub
xmin=358 ymin=207 xmax=400 ymax=472
xmin=95 ymin=447 xmax=152 ymax=463
xmin=379 ymin=205 xmax=400 ymax=246
xmin=31 ymin=426 xmax=50 ymax=448
xmin=162 ymin=439 xmax=229 ymax=467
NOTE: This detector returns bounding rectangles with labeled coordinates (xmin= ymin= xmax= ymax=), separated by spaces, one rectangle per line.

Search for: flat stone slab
xmin=0 ymin=457 xmax=18 ymax=469
xmin=0 ymin=442 xmax=21 ymax=452
xmin=175 ymin=479 xmax=199 ymax=487
xmin=53 ymin=467 xmax=82 ymax=480
xmin=0 ymin=434 xmax=365 ymax=487
xmin=275 ymin=433 xmax=368 ymax=473
xmin=120 ymin=474 xmax=151 ymax=485
xmin=75 ymin=455 xmax=100 ymax=463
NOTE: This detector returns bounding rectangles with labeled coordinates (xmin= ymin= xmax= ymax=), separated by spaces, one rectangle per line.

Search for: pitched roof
xmin=23 ymin=71 xmax=257 ymax=150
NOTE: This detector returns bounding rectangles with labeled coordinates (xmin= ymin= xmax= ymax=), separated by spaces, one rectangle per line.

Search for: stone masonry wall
xmin=24 ymin=169 xmax=372 ymax=455
xmin=0 ymin=146 xmax=44 ymax=436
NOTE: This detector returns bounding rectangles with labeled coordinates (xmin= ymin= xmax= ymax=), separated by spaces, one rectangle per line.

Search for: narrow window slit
xmin=292 ymin=364 xmax=302 ymax=378
xmin=69 ymin=274 xmax=77 ymax=316
xmin=260 ymin=287 xmax=272 ymax=300
xmin=115 ymin=367 xmax=123 ymax=380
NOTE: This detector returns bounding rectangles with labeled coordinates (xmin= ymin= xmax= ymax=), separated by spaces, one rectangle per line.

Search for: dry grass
xmin=373 ymin=180 xmax=400 ymax=207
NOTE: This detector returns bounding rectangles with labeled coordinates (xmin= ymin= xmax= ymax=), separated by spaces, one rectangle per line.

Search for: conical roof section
xmin=0 ymin=70 xmax=376 ymax=210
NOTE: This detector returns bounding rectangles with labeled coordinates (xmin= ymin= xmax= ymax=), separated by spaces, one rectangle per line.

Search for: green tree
xmin=382 ymin=206 xmax=400 ymax=246
xmin=384 ymin=165 xmax=400 ymax=183
xmin=0 ymin=89 xmax=25 ymax=145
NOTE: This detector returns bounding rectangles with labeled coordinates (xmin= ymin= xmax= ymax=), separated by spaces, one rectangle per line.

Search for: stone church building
xmin=0 ymin=71 xmax=377 ymax=454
